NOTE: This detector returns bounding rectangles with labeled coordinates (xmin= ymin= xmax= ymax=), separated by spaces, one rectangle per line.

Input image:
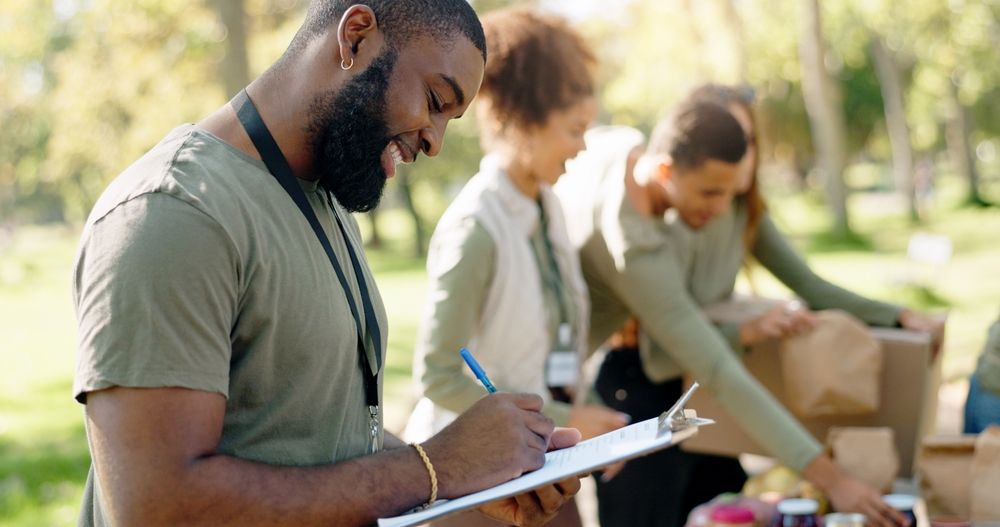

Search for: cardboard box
xmin=681 ymin=299 xmax=941 ymax=477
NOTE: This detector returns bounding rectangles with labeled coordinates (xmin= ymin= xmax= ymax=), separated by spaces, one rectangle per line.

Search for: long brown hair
xmin=688 ymin=84 xmax=767 ymax=260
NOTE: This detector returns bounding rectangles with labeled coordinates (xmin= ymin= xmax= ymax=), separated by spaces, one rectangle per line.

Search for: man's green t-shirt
xmin=72 ymin=125 xmax=388 ymax=526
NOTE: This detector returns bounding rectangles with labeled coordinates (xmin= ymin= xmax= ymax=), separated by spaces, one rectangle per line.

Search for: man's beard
xmin=306 ymin=50 xmax=398 ymax=213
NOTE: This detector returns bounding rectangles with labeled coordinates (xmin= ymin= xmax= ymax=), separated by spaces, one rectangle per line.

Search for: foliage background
xmin=1 ymin=0 xmax=998 ymax=524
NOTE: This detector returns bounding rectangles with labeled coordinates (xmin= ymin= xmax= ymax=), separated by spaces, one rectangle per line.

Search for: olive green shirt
xmin=415 ymin=214 xmax=577 ymax=426
xmin=556 ymin=126 xmax=822 ymax=471
xmin=72 ymin=125 xmax=387 ymax=526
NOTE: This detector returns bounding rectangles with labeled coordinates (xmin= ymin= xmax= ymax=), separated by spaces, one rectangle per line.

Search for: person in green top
xmin=555 ymin=101 xmax=910 ymax=527
xmin=404 ymin=9 xmax=628 ymax=526
xmin=71 ymin=2 xmax=584 ymax=526
xmin=964 ymin=309 xmax=1000 ymax=433
xmin=681 ymin=83 xmax=946 ymax=351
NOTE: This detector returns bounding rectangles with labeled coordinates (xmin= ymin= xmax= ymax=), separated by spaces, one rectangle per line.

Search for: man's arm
xmin=87 ymin=387 xmax=562 ymax=526
xmin=383 ymin=431 xmax=408 ymax=450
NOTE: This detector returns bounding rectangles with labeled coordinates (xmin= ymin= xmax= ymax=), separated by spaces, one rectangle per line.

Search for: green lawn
xmin=1 ymin=180 xmax=997 ymax=524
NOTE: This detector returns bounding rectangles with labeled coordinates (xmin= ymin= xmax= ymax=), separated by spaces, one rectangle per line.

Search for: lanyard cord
xmin=530 ymin=200 xmax=571 ymax=340
xmin=232 ymin=89 xmax=381 ymax=450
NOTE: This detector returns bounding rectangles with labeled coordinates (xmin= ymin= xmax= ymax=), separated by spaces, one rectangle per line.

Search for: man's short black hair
xmin=292 ymin=0 xmax=486 ymax=61
xmin=647 ymin=100 xmax=747 ymax=170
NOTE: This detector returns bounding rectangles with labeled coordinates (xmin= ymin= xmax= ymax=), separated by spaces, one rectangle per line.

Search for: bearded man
xmin=72 ymin=2 xmax=581 ymax=525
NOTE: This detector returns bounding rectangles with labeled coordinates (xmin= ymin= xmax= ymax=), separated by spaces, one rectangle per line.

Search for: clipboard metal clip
xmin=657 ymin=382 xmax=714 ymax=437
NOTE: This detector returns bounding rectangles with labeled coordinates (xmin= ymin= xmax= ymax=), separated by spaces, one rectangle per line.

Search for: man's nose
xmin=418 ymin=118 xmax=448 ymax=158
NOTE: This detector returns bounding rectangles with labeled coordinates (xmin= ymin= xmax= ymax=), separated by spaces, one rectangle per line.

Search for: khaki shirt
xmin=72 ymin=125 xmax=387 ymax=526
xmin=412 ymin=218 xmax=576 ymax=427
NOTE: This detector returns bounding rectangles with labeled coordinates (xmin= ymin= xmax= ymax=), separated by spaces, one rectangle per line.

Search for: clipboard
xmin=378 ymin=383 xmax=713 ymax=527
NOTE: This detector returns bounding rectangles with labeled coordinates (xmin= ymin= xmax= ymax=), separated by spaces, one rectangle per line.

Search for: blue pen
xmin=460 ymin=347 xmax=497 ymax=393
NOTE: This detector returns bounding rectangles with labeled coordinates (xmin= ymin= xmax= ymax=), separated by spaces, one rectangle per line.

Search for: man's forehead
xmin=400 ymin=35 xmax=484 ymax=96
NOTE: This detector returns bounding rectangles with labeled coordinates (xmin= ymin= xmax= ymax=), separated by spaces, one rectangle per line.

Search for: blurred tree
xmin=799 ymin=0 xmax=852 ymax=235
xmin=718 ymin=0 xmax=747 ymax=83
xmin=396 ymin=171 xmax=426 ymax=257
xmin=365 ymin=209 xmax=383 ymax=249
xmin=870 ymin=35 xmax=918 ymax=221
xmin=212 ymin=0 xmax=251 ymax=98
xmin=473 ymin=0 xmax=535 ymax=12
xmin=3 ymin=0 xmax=997 ymax=233
xmin=867 ymin=0 xmax=999 ymax=207
xmin=945 ymin=76 xmax=987 ymax=206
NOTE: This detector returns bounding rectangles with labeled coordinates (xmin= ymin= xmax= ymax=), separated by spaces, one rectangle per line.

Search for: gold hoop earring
xmin=340 ymin=57 xmax=354 ymax=71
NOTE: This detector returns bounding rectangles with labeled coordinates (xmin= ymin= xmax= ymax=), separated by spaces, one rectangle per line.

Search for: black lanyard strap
xmin=232 ymin=90 xmax=381 ymax=441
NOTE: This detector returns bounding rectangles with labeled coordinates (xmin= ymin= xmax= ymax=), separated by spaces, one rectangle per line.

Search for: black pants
xmin=593 ymin=348 xmax=747 ymax=527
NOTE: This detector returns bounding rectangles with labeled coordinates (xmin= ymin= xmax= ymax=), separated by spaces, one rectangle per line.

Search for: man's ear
xmin=336 ymin=5 xmax=381 ymax=70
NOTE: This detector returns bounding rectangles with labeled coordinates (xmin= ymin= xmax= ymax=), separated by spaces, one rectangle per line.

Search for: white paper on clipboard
xmin=378 ymin=396 xmax=712 ymax=527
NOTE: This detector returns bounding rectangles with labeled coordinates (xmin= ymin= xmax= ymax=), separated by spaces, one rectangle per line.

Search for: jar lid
xmin=777 ymin=499 xmax=818 ymax=515
xmin=710 ymin=505 xmax=756 ymax=524
xmin=884 ymin=494 xmax=917 ymax=511
xmin=825 ymin=512 xmax=867 ymax=526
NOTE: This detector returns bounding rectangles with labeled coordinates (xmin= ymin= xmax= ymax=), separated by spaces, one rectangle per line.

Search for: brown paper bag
xmin=971 ymin=426 xmax=1000 ymax=522
xmin=780 ymin=310 xmax=882 ymax=417
xmin=919 ymin=435 xmax=976 ymax=519
xmin=826 ymin=427 xmax=899 ymax=492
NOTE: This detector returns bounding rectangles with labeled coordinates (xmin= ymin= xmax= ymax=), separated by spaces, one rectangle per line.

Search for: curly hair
xmin=478 ymin=8 xmax=596 ymax=137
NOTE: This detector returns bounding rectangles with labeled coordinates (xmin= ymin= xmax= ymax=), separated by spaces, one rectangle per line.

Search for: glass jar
xmin=775 ymin=499 xmax=819 ymax=527
xmin=883 ymin=494 xmax=917 ymax=526
xmin=824 ymin=512 xmax=866 ymax=527
xmin=710 ymin=505 xmax=757 ymax=527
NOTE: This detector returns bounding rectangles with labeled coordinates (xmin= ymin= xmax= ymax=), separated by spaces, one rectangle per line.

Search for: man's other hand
xmin=476 ymin=427 xmax=583 ymax=527
xmin=422 ymin=393 xmax=555 ymax=499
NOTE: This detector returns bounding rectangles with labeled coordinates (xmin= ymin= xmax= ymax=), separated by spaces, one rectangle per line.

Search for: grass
xmin=1 ymin=175 xmax=998 ymax=524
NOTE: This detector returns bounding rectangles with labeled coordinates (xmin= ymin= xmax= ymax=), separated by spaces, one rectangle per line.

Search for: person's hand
xmin=826 ymin=475 xmax=909 ymax=527
xmin=607 ymin=317 xmax=640 ymax=349
xmin=567 ymin=404 xmax=630 ymax=440
xmin=802 ymin=455 xmax=909 ymax=527
xmin=739 ymin=301 xmax=818 ymax=346
xmin=423 ymin=393 xmax=554 ymax=499
xmin=897 ymin=309 xmax=947 ymax=361
xmin=598 ymin=461 xmax=627 ymax=482
xmin=477 ymin=428 xmax=583 ymax=527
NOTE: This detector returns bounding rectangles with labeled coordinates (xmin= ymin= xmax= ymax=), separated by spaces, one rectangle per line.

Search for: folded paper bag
xmin=781 ymin=310 xmax=882 ymax=417
xmin=919 ymin=435 xmax=975 ymax=519
xmin=971 ymin=425 xmax=1000 ymax=522
xmin=826 ymin=427 xmax=899 ymax=493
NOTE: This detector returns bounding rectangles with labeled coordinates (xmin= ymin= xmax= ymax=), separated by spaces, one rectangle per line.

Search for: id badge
xmin=546 ymin=351 xmax=578 ymax=387
xmin=546 ymin=323 xmax=579 ymax=387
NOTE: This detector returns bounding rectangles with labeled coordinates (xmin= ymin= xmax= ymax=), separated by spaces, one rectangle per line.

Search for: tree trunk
xmin=213 ymin=0 xmax=251 ymax=98
xmin=945 ymin=76 xmax=989 ymax=207
xmin=682 ymin=0 xmax=712 ymax=79
xmin=719 ymin=0 xmax=748 ymax=83
xmin=397 ymin=171 xmax=426 ymax=257
xmin=798 ymin=0 xmax=852 ymax=235
xmin=365 ymin=209 xmax=383 ymax=249
xmin=870 ymin=36 xmax=919 ymax=222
